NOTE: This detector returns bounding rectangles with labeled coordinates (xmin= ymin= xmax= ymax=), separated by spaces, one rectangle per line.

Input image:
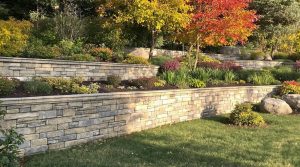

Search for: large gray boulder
xmin=260 ymin=98 xmax=293 ymax=115
xmin=282 ymin=94 xmax=300 ymax=112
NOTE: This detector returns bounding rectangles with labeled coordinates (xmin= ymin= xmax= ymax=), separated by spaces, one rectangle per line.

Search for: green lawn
xmin=25 ymin=114 xmax=300 ymax=167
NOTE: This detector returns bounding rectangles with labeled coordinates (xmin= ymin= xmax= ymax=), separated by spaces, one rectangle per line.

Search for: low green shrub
xmin=59 ymin=40 xmax=84 ymax=57
xmin=230 ymin=103 xmax=265 ymax=127
xmin=0 ymin=101 xmax=24 ymax=167
xmin=189 ymin=79 xmax=206 ymax=88
xmin=107 ymin=75 xmax=122 ymax=87
xmin=224 ymin=71 xmax=236 ymax=82
xmin=23 ymin=80 xmax=53 ymax=95
xmin=247 ymin=70 xmax=280 ymax=85
xmin=40 ymin=77 xmax=83 ymax=93
xmin=90 ymin=47 xmax=113 ymax=61
xmin=23 ymin=40 xmax=61 ymax=59
xmin=0 ymin=78 xmax=18 ymax=96
xmin=150 ymin=56 xmax=173 ymax=66
xmin=289 ymin=52 xmax=300 ymax=61
xmin=199 ymin=55 xmax=221 ymax=63
xmin=190 ymin=68 xmax=225 ymax=82
xmin=160 ymin=68 xmax=190 ymax=89
xmin=250 ymin=51 xmax=265 ymax=60
xmin=71 ymin=83 xmax=99 ymax=94
xmin=271 ymin=66 xmax=300 ymax=82
xmin=273 ymin=52 xmax=289 ymax=60
xmin=124 ymin=55 xmax=150 ymax=65
xmin=154 ymin=79 xmax=166 ymax=87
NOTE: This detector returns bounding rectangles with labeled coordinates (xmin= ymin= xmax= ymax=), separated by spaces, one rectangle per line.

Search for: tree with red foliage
xmin=179 ymin=0 xmax=257 ymax=69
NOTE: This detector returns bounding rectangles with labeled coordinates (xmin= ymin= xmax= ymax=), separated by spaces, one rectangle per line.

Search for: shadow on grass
xmin=25 ymin=131 xmax=257 ymax=167
xmin=202 ymin=115 xmax=231 ymax=125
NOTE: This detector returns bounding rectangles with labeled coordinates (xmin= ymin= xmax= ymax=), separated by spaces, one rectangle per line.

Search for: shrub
xmin=154 ymin=79 xmax=166 ymax=87
xmin=280 ymin=81 xmax=300 ymax=95
xmin=230 ymin=103 xmax=265 ymax=127
xmin=160 ymin=68 xmax=190 ymax=89
xmin=107 ymin=75 xmax=122 ymax=87
xmin=271 ymin=66 xmax=300 ymax=81
xmin=150 ymin=56 xmax=173 ymax=66
xmin=250 ymin=51 xmax=265 ymax=60
xmin=71 ymin=83 xmax=100 ymax=94
xmin=112 ymin=51 xmax=126 ymax=63
xmin=161 ymin=59 xmax=181 ymax=71
xmin=199 ymin=55 xmax=221 ymax=63
xmin=40 ymin=77 xmax=83 ymax=93
xmin=190 ymin=68 xmax=226 ymax=82
xmin=0 ymin=18 xmax=32 ymax=57
xmin=224 ymin=71 xmax=236 ymax=82
xmin=90 ymin=47 xmax=113 ymax=61
xmin=0 ymin=78 xmax=17 ymax=97
xmin=246 ymin=70 xmax=280 ymax=85
xmin=124 ymin=55 xmax=150 ymax=65
xmin=23 ymin=80 xmax=53 ymax=95
xmin=59 ymin=40 xmax=84 ymax=57
xmin=289 ymin=52 xmax=300 ymax=61
xmin=68 ymin=54 xmax=96 ymax=62
xmin=23 ymin=39 xmax=61 ymax=59
xmin=0 ymin=102 xmax=24 ymax=167
xmin=273 ymin=52 xmax=289 ymax=60
xmin=189 ymin=79 xmax=206 ymax=88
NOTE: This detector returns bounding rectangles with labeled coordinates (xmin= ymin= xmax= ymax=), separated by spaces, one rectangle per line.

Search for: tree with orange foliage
xmin=179 ymin=0 xmax=257 ymax=69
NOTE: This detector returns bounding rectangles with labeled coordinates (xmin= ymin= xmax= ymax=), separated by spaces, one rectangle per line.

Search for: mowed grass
xmin=25 ymin=114 xmax=300 ymax=167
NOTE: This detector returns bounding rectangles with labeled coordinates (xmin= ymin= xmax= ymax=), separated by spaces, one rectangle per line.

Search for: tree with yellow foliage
xmin=100 ymin=0 xmax=191 ymax=58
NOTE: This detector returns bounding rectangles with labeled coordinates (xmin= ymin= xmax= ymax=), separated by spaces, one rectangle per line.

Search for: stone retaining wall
xmin=0 ymin=86 xmax=278 ymax=156
xmin=234 ymin=60 xmax=283 ymax=70
xmin=0 ymin=57 xmax=159 ymax=81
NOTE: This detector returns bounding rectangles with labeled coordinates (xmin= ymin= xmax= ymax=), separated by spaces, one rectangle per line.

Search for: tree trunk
xmin=194 ymin=36 xmax=201 ymax=70
xmin=149 ymin=30 xmax=157 ymax=59
xmin=187 ymin=45 xmax=194 ymax=69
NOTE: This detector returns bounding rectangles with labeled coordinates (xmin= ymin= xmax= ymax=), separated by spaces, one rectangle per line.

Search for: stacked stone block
xmin=0 ymin=86 xmax=277 ymax=156
xmin=0 ymin=57 xmax=159 ymax=81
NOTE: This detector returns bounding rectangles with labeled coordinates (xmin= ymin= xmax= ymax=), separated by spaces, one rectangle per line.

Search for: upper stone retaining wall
xmin=0 ymin=86 xmax=278 ymax=156
xmin=0 ymin=57 xmax=159 ymax=81
xmin=234 ymin=60 xmax=283 ymax=70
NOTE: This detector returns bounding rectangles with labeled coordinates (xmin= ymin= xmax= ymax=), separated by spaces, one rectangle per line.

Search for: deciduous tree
xmin=100 ymin=0 xmax=191 ymax=58
xmin=250 ymin=0 xmax=300 ymax=57
xmin=179 ymin=0 xmax=257 ymax=69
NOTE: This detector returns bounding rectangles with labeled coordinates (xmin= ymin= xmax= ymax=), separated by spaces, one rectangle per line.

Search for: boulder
xmin=282 ymin=94 xmax=300 ymax=112
xmin=260 ymin=98 xmax=293 ymax=115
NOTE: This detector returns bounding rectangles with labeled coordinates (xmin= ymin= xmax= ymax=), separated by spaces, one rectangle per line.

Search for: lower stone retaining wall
xmin=0 ymin=57 xmax=159 ymax=81
xmin=0 ymin=86 xmax=278 ymax=156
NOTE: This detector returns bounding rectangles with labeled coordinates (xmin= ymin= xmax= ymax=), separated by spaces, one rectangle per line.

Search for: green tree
xmin=250 ymin=0 xmax=300 ymax=57
xmin=101 ymin=0 xmax=191 ymax=58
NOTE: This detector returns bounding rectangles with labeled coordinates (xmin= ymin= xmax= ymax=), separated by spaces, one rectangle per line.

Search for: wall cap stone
xmin=0 ymin=85 xmax=279 ymax=105
xmin=0 ymin=56 xmax=159 ymax=69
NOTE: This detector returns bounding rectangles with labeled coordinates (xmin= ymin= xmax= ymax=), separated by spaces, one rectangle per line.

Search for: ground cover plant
xmin=24 ymin=114 xmax=300 ymax=167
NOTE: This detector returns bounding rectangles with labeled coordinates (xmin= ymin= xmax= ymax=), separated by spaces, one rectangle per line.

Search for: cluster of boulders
xmin=260 ymin=95 xmax=300 ymax=115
